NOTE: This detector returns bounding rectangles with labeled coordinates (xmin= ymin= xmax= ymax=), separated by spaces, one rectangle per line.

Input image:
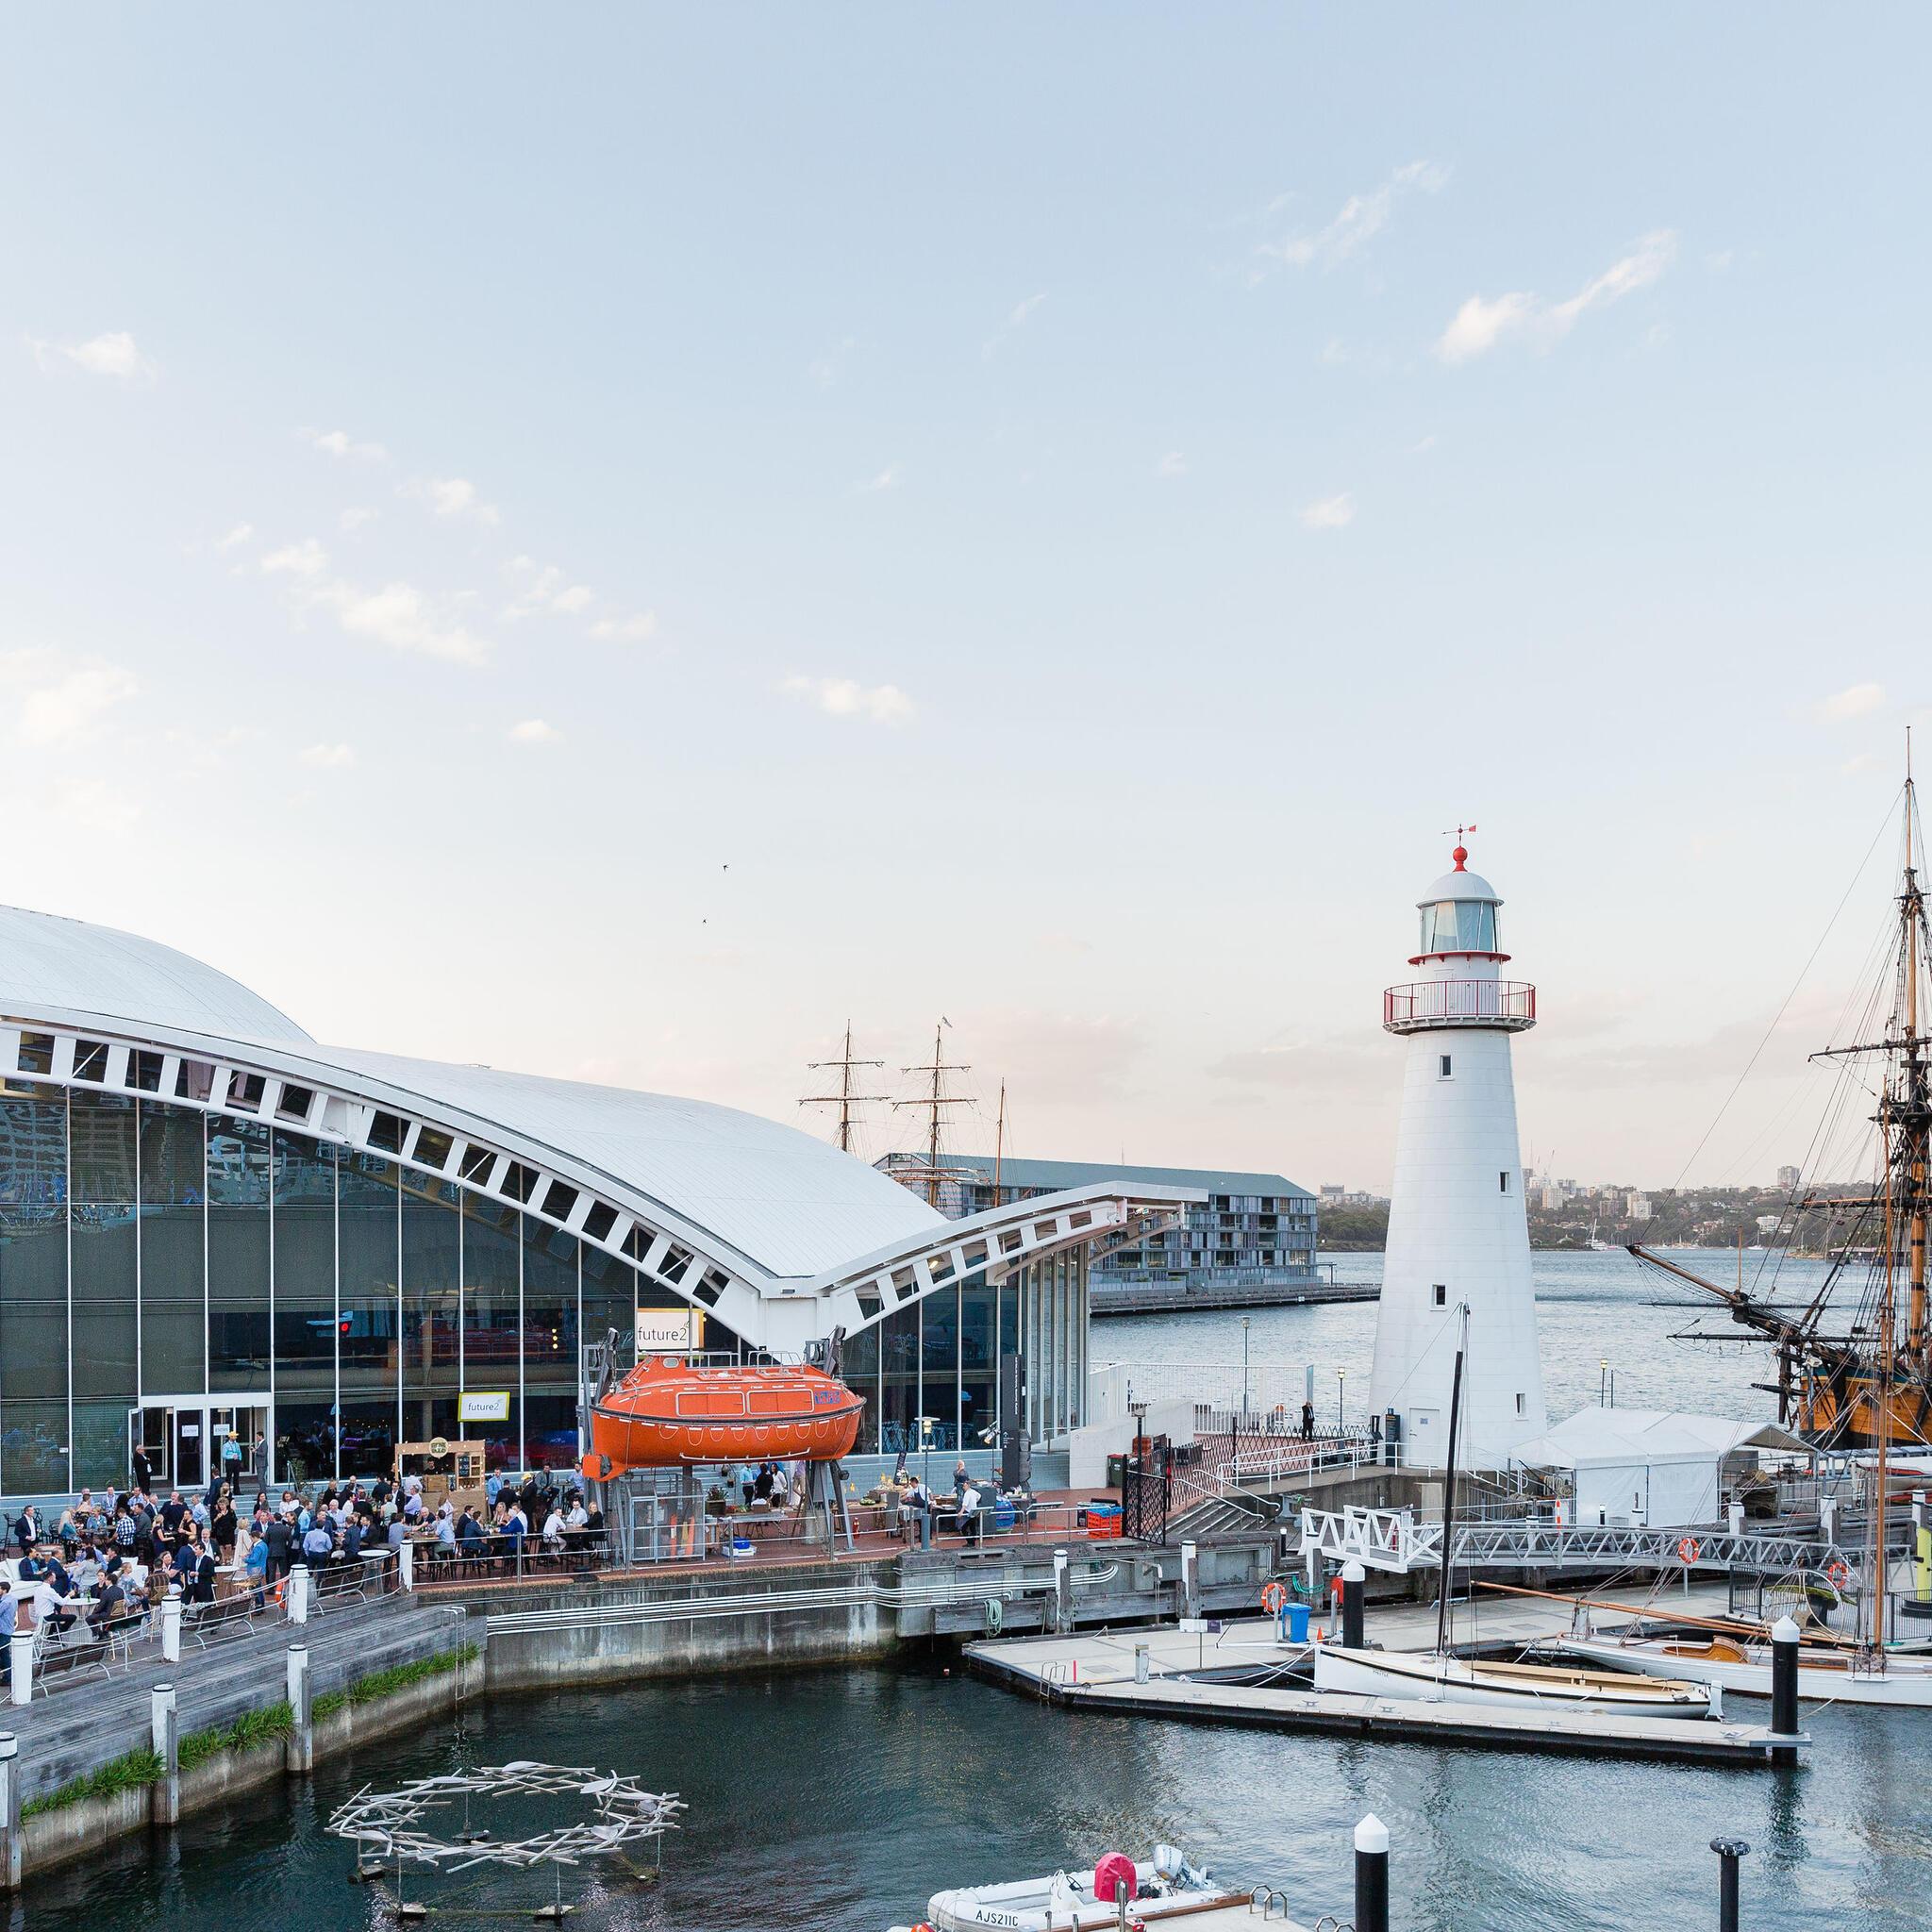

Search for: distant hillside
xmin=1317 ymin=1184 xmax=1857 ymax=1254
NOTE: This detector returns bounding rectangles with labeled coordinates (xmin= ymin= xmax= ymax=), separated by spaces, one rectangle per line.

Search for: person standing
xmin=131 ymin=1441 xmax=152 ymax=1496
xmin=1300 ymin=1400 xmax=1315 ymax=1442
xmin=0 ymin=1579 xmax=14 ymax=1688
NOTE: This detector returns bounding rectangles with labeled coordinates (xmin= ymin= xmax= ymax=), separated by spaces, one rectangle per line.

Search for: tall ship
xmin=1631 ymin=758 xmax=1932 ymax=1454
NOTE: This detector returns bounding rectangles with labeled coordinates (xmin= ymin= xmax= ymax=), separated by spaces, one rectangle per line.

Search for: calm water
xmin=17 ymin=1251 xmax=1930 ymax=1932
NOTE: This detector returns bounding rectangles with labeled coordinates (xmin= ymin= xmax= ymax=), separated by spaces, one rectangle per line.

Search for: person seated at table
xmin=90 ymin=1570 xmax=130 ymax=1635
xmin=541 ymin=1499 xmax=567 ymax=1555
xmin=36 ymin=1557 xmax=79 ymax=1633
xmin=156 ymin=1491 xmax=188 ymax=1554
xmin=500 ymin=1499 xmax=529 ymax=1558
xmin=431 ymin=1502 xmax=457 ymax=1562
xmin=563 ymin=1493 xmax=589 ymax=1548
xmin=455 ymin=1506 xmax=486 ymax=1561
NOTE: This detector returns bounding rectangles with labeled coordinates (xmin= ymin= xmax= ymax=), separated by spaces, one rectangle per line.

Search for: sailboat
xmin=1587 ymin=1218 xmax=1616 ymax=1253
xmin=1311 ymin=1307 xmax=1719 ymax=1720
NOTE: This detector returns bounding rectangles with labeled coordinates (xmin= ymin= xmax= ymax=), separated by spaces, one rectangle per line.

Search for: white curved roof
xmin=308 ymin=1045 xmax=948 ymax=1280
xmin=1418 ymin=867 xmax=1501 ymax=905
xmin=0 ymin=904 xmax=311 ymax=1044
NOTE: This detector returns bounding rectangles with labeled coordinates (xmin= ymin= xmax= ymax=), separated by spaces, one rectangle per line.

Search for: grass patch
xmin=179 ymin=1702 xmax=296 ymax=1770
xmin=22 ymin=1746 xmax=163 ymax=1819
xmin=315 ymin=1641 xmax=477 ymax=1723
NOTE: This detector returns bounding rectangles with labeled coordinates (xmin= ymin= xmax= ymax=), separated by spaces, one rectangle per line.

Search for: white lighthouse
xmin=1369 ymin=840 xmax=1546 ymax=1470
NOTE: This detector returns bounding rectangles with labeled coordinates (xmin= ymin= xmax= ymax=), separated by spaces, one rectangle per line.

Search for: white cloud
xmin=403 ymin=475 xmax=500 ymax=525
xmin=213 ymin=523 xmax=255 ymax=553
xmin=508 ymin=718 xmax=561 ymax=744
xmin=260 ymin=538 xmax=329 ymax=578
xmin=299 ymin=426 xmax=388 ymax=462
xmin=0 ymin=652 xmax=140 ymax=746
xmin=855 ymin=464 xmax=902 ymax=494
xmin=1300 ymin=491 xmax=1357 ymax=530
xmin=1254 ymin=161 xmax=1448 ymax=276
xmin=27 ymin=330 xmax=156 ymax=380
xmin=1821 ymin=681 xmax=1886 ymax=722
xmin=299 ymin=742 xmax=357 ymax=769
xmin=982 ymin=292 xmax=1047 ymax=359
xmin=339 ymin=507 xmax=377 ymax=533
xmin=1156 ymin=451 xmax=1188 ymax=477
xmin=313 ymin=580 xmax=490 ymax=667
xmin=780 ymin=675 xmax=915 ymax=725
xmin=590 ymin=612 xmax=658 ymax=642
xmin=503 ymin=556 xmax=596 ymax=620
xmin=808 ymin=334 xmax=857 ymax=390
xmin=1437 ymin=229 xmax=1678 ymax=363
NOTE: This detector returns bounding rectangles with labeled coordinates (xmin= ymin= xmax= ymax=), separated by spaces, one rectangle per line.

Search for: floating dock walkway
xmin=963 ymin=1616 xmax=1806 ymax=1767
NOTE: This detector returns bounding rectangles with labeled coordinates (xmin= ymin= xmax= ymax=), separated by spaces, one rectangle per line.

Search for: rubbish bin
xmin=1287 ymin=1602 xmax=1310 ymax=1644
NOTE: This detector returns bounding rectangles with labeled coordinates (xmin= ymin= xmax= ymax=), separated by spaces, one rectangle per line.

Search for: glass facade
xmin=845 ymin=1248 xmax=1088 ymax=1456
xmin=0 ymin=1088 xmax=649 ymax=1495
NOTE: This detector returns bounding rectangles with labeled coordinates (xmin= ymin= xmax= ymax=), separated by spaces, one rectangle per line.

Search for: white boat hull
xmin=1312 ymin=1644 xmax=1719 ymax=1719
xmin=1554 ymin=1637 xmax=1932 ymax=1708
xmin=923 ymin=1850 xmax=1233 ymax=1932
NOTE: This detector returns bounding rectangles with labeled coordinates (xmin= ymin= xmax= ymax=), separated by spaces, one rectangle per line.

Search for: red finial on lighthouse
xmin=1442 ymin=821 xmax=1477 ymax=872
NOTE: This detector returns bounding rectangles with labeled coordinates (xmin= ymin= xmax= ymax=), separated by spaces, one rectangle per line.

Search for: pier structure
xmin=1372 ymin=838 xmax=1547 ymax=1469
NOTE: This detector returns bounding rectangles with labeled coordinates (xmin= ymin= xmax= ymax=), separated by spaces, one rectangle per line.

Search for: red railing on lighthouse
xmin=1383 ymin=979 xmax=1537 ymax=1029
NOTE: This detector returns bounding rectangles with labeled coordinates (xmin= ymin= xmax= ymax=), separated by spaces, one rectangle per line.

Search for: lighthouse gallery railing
xmin=1382 ymin=979 xmax=1536 ymax=1027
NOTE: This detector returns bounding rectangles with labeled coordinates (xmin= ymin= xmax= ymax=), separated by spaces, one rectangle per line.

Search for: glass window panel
xmin=274 ymin=1399 xmax=337 ymax=1487
xmin=208 ymin=1118 xmax=270 ymax=1391
xmin=273 ymin=1132 xmax=335 ymax=1304
xmin=274 ymin=1300 xmax=339 ymax=1396
xmin=338 ymin=1153 xmax=398 ymax=1438
xmin=921 ymin=1287 xmax=959 ymax=1451
xmin=141 ymin=1101 xmax=206 ymax=1207
xmin=842 ymin=1322 xmax=880 ymax=1454
xmin=72 ymin=1091 xmax=136 ymax=1203
xmin=0 ymin=1397 xmax=68 ymax=1491
xmin=522 ymin=1393 xmax=578 ymax=1471
xmin=879 ymin=1306 xmax=919 ymax=1457
xmin=402 ymin=1175 xmax=461 ymax=1441
xmin=71 ymin=1398 xmax=129 ymax=1488
xmin=581 ymin=1247 xmax=636 ymax=1359
xmin=462 ymin=1198 xmax=521 ymax=1387
xmin=522 ymin=1215 xmax=578 ymax=1386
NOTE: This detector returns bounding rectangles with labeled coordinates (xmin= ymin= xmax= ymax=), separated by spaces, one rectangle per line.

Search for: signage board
xmin=458 ymin=1391 xmax=512 ymax=1423
xmin=636 ymin=1307 xmax=699 ymax=1355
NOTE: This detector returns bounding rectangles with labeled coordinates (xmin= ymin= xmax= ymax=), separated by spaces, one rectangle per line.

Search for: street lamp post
xmin=1599 ymin=1358 xmax=1608 ymax=1407
xmin=1337 ymin=1368 xmax=1346 ymax=1440
xmin=1241 ymin=1318 xmax=1252 ymax=1431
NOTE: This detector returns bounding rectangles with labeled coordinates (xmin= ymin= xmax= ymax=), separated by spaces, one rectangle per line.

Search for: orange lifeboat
xmin=581 ymin=1355 xmax=865 ymax=1478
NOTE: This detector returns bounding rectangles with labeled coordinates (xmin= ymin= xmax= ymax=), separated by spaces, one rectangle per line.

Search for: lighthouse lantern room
xmin=1369 ymin=839 xmax=1547 ymax=1470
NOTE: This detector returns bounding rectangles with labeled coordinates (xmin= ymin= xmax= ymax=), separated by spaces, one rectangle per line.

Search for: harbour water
xmin=18 ymin=1251 xmax=1930 ymax=1932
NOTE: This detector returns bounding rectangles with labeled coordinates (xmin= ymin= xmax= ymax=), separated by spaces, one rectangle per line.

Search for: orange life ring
xmin=1261 ymin=1581 xmax=1287 ymax=1615
xmin=1826 ymin=1559 xmax=1852 ymax=1589
xmin=1677 ymin=1537 xmax=1701 ymax=1565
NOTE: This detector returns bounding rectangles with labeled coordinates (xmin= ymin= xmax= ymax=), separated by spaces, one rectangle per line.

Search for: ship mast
xmin=800 ymin=1022 xmax=889 ymax=1155
xmin=892 ymin=1022 xmax=974 ymax=1208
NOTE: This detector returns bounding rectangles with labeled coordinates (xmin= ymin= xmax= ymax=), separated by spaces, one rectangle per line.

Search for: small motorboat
xmin=908 ymin=1846 xmax=1238 ymax=1932
xmin=1553 ymin=1633 xmax=1932 ymax=1708
xmin=581 ymin=1355 xmax=864 ymax=1476
xmin=1312 ymin=1643 xmax=1720 ymax=1718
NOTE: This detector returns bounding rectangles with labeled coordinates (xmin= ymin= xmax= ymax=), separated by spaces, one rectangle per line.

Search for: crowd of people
xmin=0 ymin=1464 xmax=611 ymax=1684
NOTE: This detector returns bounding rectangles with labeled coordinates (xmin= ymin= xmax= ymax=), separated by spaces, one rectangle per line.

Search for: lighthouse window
xmin=1420 ymin=899 xmax=1498 ymax=956
xmin=1500 ymin=1170 xmax=1510 ymax=1193
xmin=1515 ymin=1392 xmax=1525 ymax=1414
xmin=1432 ymin=1283 xmax=1446 ymax=1307
xmin=1439 ymin=1054 xmax=1453 ymax=1078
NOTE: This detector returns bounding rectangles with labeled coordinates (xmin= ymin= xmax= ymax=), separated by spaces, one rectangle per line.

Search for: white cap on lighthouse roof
xmin=1417 ymin=840 xmax=1501 ymax=907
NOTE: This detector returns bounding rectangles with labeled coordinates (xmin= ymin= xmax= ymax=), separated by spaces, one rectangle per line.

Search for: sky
xmin=2 ymin=8 xmax=1928 ymax=1195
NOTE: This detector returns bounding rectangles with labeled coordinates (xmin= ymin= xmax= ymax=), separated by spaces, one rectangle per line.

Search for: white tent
xmin=1507 ymin=1407 xmax=1809 ymax=1529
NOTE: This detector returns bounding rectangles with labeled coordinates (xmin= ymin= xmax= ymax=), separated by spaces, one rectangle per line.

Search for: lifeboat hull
xmin=582 ymin=1357 xmax=864 ymax=1476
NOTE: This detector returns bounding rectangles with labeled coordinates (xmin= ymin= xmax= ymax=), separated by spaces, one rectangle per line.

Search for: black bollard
xmin=1342 ymin=1560 xmax=1365 ymax=1650
xmin=1769 ymin=1614 xmax=1800 ymax=1766
xmin=1709 ymin=1837 xmax=1749 ymax=1932
xmin=1354 ymin=1814 xmax=1389 ymax=1932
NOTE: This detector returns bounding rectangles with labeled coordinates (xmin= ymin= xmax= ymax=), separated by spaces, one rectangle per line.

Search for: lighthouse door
xmin=1410 ymin=1408 xmax=1441 ymax=1458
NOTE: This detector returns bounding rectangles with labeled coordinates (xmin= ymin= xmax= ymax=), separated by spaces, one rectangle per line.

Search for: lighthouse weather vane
xmin=1441 ymin=822 xmax=1477 ymax=870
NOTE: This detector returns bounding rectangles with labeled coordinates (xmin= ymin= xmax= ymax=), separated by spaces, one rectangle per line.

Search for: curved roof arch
xmin=0 ymin=904 xmax=311 ymax=1045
